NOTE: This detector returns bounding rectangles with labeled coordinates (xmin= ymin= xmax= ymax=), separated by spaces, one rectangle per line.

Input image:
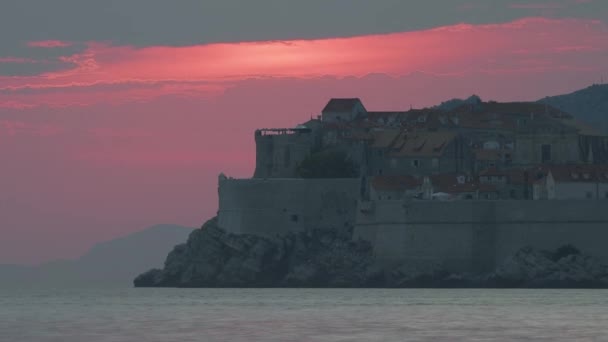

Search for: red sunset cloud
xmin=1 ymin=17 xmax=606 ymax=109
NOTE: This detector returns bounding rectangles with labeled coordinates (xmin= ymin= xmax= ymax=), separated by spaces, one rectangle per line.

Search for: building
xmin=533 ymin=165 xmax=608 ymax=200
xmin=321 ymin=98 xmax=367 ymax=123
xmin=253 ymin=97 xmax=608 ymax=184
xmin=368 ymin=130 xmax=470 ymax=176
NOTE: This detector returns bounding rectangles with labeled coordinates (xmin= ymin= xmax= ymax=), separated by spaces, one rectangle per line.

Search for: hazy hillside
xmin=0 ymin=224 xmax=194 ymax=288
xmin=541 ymin=84 xmax=608 ymax=133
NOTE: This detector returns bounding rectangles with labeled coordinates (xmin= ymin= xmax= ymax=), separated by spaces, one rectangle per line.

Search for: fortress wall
xmin=493 ymin=200 xmax=608 ymax=265
xmin=354 ymin=200 xmax=608 ymax=273
xmin=218 ymin=178 xmax=360 ymax=238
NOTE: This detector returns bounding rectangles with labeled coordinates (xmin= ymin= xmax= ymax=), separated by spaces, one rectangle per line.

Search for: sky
xmin=1 ymin=0 xmax=608 ymax=265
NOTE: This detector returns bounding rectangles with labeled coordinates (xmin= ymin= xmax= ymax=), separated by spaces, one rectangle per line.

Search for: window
xmin=510 ymin=189 xmax=517 ymax=199
xmin=290 ymin=214 xmax=299 ymax=222
xmin=412 ymin=159 xmax=420 ymax=168
xmin=586 ymin=191 xmax=593 ymax=199
xmin=377 ymin=150 xmax=384 ymax=157
xmin=432 ymin=158 xmax=439 ymax=169
xmin=605 ymin=192 xmax=608 ymax=199
xmin=378 ymin=169 xmax=383 ymax=175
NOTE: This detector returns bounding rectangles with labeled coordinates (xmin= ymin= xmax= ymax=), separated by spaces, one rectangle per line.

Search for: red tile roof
xmin=541 ymin=164 xmax=608 ymax=183
xmin=371 ymin=129 xmax=402 ymax=148
xmin=389 ymin=131 xmax=457 ymax=157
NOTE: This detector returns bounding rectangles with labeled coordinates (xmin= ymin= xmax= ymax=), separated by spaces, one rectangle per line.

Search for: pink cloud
xmin=1 ymin=17 xmax=606 ymax=109
xmin=26 ymin=40 xmax=72 ymax=48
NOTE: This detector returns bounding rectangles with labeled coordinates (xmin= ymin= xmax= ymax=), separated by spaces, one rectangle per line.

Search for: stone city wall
xmin=218 ymin=178 xmax=360 ymax=239
xmin=354 ymin=199 xmax=608 ymax=273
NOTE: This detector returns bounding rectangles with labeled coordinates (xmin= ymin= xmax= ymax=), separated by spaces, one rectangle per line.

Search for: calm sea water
xmin=1 ymin=287 xmax=607 ymax=341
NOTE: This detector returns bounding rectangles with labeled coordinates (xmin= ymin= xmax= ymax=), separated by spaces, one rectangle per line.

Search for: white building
xmin=533 ymin=165 xmax=608 ymax=200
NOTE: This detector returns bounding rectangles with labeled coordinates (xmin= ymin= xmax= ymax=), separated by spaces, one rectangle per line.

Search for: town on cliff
xmin=135 ymin=91 xmax=608 ymax=288
xmin=253 ymin=96 xmax=608 ymax=201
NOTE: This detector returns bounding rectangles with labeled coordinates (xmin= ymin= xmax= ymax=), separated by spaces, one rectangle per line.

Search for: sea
xmin=1 ymin=287 xmax=607 ymax=341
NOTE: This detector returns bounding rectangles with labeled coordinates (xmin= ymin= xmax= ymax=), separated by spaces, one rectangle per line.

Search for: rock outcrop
xmin=485 ymin=245 xmax=608 ymax=288
xmin=134 ymin=218 xmax=608 ymax=288
xmin=134 ymin=217 xmax=375 ymax=288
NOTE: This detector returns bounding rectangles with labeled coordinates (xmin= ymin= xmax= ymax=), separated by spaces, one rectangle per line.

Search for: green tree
xmin=296 ymin=150 xmax=358 ymax=178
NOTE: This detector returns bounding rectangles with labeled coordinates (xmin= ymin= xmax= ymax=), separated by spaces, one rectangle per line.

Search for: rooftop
xmin=322 ymin=98 xmax=364 ymax=113
xmin=389 ymin=131 xmax=457 ymax=157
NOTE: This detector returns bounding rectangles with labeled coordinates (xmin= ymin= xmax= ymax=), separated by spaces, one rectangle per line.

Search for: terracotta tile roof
xmin=447 ymin=101 xmax=579 ymax=132
xmin=389 ymin=131 xmax=457 ymax=157
xmin=371 ymin=129 xmax=402 ymax=148
xmin=452 ymin=102 xmax=571 ymax=119
xmin=322 ymin=98 xmax=364 ymax=113
xmin=504 ymin=165 xmax=608 ymax=185
xmin=541 ymin=164 xmax=608 ymax=183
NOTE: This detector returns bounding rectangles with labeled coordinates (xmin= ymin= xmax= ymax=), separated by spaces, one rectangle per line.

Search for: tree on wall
xmin=296 ymin=150 xmax=358 ymax=178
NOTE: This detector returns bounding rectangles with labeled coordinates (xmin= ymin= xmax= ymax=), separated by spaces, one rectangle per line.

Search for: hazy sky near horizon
xmin=1 ymin=0 xmax=608 ymax=264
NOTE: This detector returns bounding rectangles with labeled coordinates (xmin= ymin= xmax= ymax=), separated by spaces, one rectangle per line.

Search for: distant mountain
xmin=540 ymin=84 xmax=608 ymax=133
xmin=0 ymin=224 xmax=195 ymax=288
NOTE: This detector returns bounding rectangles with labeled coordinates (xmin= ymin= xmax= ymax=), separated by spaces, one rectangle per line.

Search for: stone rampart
xmin=218 ymin=178 xmax=360 ymax=238
xmin=354 ymin=200 xmax=608 ymax=273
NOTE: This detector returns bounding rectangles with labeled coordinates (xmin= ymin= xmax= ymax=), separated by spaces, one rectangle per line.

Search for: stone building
xmin=252 ymin=97 xmax=608 ymax=182
xmin=253 ymin=124 xmax=321 ymax=178
xmin=367 ymin=130 xmax=470 ymax=177
xmin=532 ymin=165 xmax=608 ymax=200
xmin=321 ymin=98 xmax=367 ymax=123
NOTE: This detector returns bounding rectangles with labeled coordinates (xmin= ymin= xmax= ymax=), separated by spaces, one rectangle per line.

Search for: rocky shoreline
xmin=134 ymin=217 xmax=608 ymax=288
